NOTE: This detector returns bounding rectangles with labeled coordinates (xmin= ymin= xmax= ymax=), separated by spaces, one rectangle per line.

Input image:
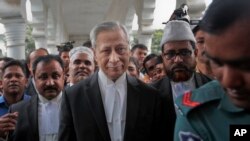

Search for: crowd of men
xmin=0 ymin=0 xmax=249 ymax=141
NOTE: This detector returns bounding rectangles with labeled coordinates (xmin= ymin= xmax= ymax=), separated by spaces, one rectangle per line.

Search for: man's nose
xmin=79 ymin=62 xmax=86 ymax=68
xmin=109 ymin=51 xmax=119 ymax=62
xmin=46 ymin=78 xmax=55 ymax=85
xmin=173 ymin=55 xmax=184 ymax=63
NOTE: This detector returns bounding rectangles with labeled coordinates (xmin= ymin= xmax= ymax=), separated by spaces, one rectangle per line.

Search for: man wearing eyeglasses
xmin=151 ymin=20 xmax=211 ymax=140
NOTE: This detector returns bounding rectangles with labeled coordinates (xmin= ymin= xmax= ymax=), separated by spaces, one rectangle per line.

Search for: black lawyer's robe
xmin=58 ymin=72 xmax=167 ymax=141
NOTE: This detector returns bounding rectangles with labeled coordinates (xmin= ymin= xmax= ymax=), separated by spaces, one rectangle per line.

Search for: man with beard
xmin=67 ymin=46 xmax=95 ymax=86
xmin=0 ymin=60 xmax=30 ymax=139
xmin=8 ymin=55 xmax=65 ymax=141
xmin=174 ymin=0 xmax=250 ymax=140
xmin=151 ymin=20 xmax=211 ymax=141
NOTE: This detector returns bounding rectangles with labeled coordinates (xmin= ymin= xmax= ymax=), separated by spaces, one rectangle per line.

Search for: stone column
xmin=134 ymin=0 xmax=155 ymax=53
xmin=1 ymin=18 xmax=26 ymax=59
xmin=47 ymin=40 xmax=57 ymax=54
xmin=187 ymin=0 xmax=206 ymax=20
xmin=137 ymin=33 xmax=153 ymax=52
xmin=33 ymin=35 xmax=47 ymax=49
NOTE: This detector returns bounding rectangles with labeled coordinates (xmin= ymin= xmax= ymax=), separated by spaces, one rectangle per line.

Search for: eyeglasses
xmin=163 ymin=49 xmax=192 ymax=60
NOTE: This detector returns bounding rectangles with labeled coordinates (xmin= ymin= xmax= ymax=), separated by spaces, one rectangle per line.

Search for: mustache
xmin=75 ymin=70 xmax=88 ymax=76
xmin=171 ymin=63 xmax=188 ymax=71
xmin=44 ymin=86 xmax=58 ymax=91
xmin=9 ymin=83 xmax=20 ymax=87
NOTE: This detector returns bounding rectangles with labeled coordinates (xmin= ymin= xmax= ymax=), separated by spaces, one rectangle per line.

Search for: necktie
xmin=40 ymin=101 xmax=59 ymax=135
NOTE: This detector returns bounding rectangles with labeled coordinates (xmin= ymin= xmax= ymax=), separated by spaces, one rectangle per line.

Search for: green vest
xmin=174 ymin=80 xmax=250 ymax=141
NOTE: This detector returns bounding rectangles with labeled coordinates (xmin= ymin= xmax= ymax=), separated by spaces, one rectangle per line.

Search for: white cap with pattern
xmin=69 ymin=46 xmax=94 ymax=61
xmin=160 ymin=20 xmax=196 ymax=48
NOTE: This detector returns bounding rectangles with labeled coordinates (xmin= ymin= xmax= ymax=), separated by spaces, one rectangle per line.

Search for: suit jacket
xmin=150 ymin=72 xmax=212 ymax=141
xmin=58 ymin=72 xmax=166 ymax=141
xmin=8 ymin=95 xmax=39 ymax=141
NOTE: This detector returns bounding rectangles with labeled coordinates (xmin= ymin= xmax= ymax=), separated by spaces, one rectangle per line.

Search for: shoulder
xmin=128 ymin=75 xmax=159 ymax=94
xmin=194 ymin=72 xmax=213 ymax=86
xmin=175 ymin=80 xmax=225 ymax=115
xmin=10 ymin=100 xmax=30 ymax=113
xmin=150 ymin=77 xmax=169 ymax=89
xmin=11 ymin=95 xmax=35 ymax=112
xmin=65 ymin=75 xmax=92 ymax=94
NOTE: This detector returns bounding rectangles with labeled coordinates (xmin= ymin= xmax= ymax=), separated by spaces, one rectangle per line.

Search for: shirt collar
xmin=38 ymin=92 xmax=63 ymax=104
xmin=32 ymin=77 xmax=40 ymax=95
xmin=98 ymin=69 xmax=127 ymax=87
xmin=98 ymin=69 xmax=127 ymax=122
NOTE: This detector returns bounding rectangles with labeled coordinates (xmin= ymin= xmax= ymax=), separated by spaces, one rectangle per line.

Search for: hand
xmin=0 ymin=112 xmax=18 ymax=138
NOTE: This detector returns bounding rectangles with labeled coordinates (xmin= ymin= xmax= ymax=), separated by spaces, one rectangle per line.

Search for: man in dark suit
xmin=8 ymin=55 xmax=65 ymax=141
xmin=151 ymin=20 xmax=212 ymax=140
xmin=58 ymin=21 xmax=166 ymax=141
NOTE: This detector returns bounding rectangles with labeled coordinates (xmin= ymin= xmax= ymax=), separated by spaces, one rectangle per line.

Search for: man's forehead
xmin=204 ymin=24 xmax=250 ymax=59
xmin=3 ymin=67 xmax=24 ymax=75
xmin=36 ymin=61 xmax=62 ymax=69
xmin=163 ymin=41 xmax=192 ymax=50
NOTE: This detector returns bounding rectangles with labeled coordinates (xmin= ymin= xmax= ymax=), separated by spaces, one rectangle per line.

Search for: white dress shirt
xmin=98 ymin=70 xmax=127 ymax=141
xmin=38 ymin=92 xmax=62 ymax=141
xmin=171 ymin=74 xmax=196 ymax=100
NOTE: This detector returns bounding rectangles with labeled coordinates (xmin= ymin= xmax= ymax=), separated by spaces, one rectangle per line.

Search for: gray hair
xmin=90 ymin=21 xmax=130 ymax=48
xmin=69 ymin=46 xmax=94 ymax=61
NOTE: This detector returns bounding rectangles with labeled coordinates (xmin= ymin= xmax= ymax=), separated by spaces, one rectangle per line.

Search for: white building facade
xmin=0 ymin=0 xmax=206 ymax=59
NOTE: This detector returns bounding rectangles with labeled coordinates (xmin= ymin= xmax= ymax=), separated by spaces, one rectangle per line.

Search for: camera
xmin=163 ymin=4 xmax=190 ymax=24
xmin=57 ymin=41 xmax=75 ymax=51
xmin=173 ymin=4 xmax=190 ymax=22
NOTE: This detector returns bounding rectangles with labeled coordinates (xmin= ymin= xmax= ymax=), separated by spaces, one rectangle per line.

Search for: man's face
xmin=195 ymin=30 xmax=209 ymax=63
xmin=152 ymin=63 xmax=166 ymax=82
xmin=28 ymin=50 xmax=48 ymax=76
xmin=60 ymin=51 xmax=70 ymax=69
xmin=204 ymin=21 xmax=250 ymax=110
xmin=2 ymin=66 xmax=27 ymax=96
xmin=69 ymin=53 xmax=95 ymax=84
xmin=127 ymin=62 xmax=139 ymax=78
xmin=162 ymin=41 xmax=196 ymax=82
xmin=34 ymin=60 xmax=64 ymax=100
xmin=144 ymin=57 xmax=158 ymax=79
xmin=132 ymin=48 xmax=148 ymax=67
xmin=95 ymin=28 xmax=130 ymax=81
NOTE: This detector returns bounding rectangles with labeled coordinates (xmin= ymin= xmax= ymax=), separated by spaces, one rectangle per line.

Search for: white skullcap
xmin=160 ymin=20 xmax=196 ymax=48
xmin=69 ymin=46 xmax=94 ymax=61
